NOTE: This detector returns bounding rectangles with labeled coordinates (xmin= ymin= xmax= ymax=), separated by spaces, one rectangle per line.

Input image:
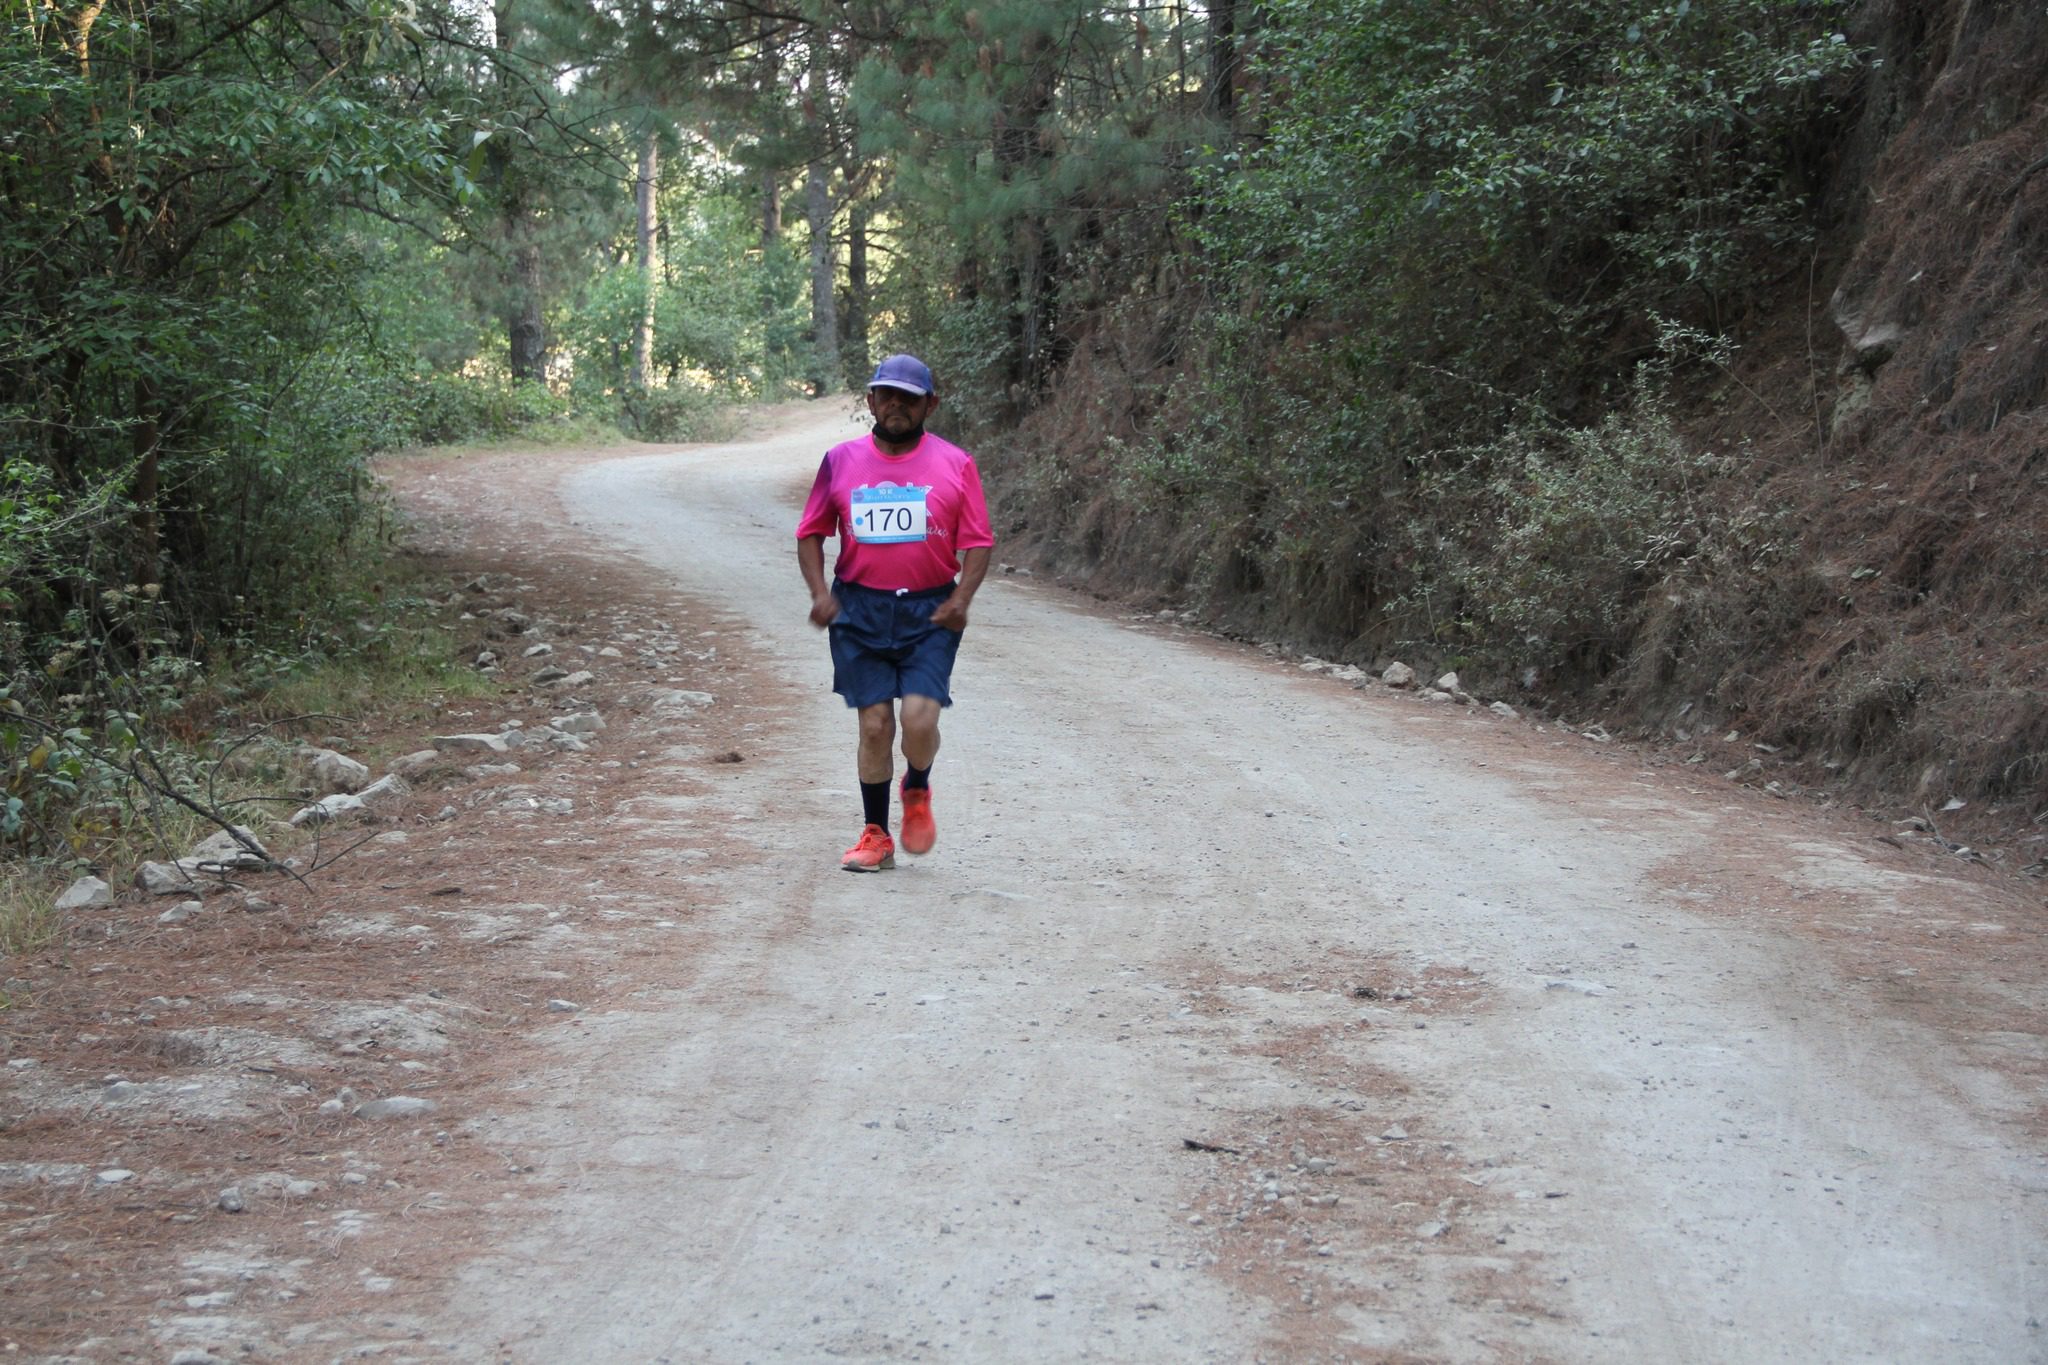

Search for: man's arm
xmin=931 ymin=545 xmax=991 ymax=632
xmin=798 ymin=536 xmax=839 ymax=628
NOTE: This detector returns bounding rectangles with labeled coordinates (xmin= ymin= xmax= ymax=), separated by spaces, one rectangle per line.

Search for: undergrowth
xmin=0 ymin=534 xmax=499 ymax=947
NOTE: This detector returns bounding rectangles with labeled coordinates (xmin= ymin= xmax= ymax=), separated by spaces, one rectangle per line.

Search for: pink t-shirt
xmin=796 ymin=432 xmax=995 ymax=591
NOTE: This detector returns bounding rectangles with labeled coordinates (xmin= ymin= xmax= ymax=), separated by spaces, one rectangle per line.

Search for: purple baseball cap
xmin=868 ymin=353 xmax=934 ymax=396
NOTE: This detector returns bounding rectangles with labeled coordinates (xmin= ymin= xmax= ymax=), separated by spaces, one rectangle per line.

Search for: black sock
xmin=861 ymin=780 xmax=890 ymax=831
xmin=904 ymin=763 xmax=931 ymax=791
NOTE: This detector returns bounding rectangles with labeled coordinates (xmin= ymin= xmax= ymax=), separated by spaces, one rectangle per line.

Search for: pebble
xmin=157 ymin=902 xmax=201 ymax=925
xmin=95 ymin=1168 xmax=135 ymax=1184
xmin=354 ymin=1096 xmax=437 ymax=1120
xmin=103 ymin=1080 xmax=149 ymax=1101
xmin=218 ymin=1187 xmax=245 ymax=1213
xmin=184 ymin=1290 xmax=234 ymax=1308
xmin=547 ymin=999 xmax=580 ymax=1013
xmin=1381 ymin=1125 xmax=1408 ymax=1141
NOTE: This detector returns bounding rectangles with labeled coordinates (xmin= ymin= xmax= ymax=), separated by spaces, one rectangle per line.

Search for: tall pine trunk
xmin=842 ymin=198 xmax=869 ymax=385
xmin=804 ymin=34 xmax=838 ymax=397
xmin=1207 ymin=0 xmax=1236 ymax=123
xmin=761 ymin=165 xmax=781 ymax=247
xmin=508 ymin=231 xmax=546 ymax=383
xmin=993 ymin=31 xmax=1057 ymax=390
xmin=497 ymin=0 xmax=546 ymax=383
xmin=630 ymin=132 xmax=658 ymax=391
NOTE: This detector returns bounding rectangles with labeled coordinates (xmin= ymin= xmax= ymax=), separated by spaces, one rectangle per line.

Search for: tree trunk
xmin=804 ymin=36 xmax=839 ymax=398
xmin=508 ymin=232 xmax=547 ymax=383
xmin=993 ymin=31 xmax=1057 ymax=389
xmin=496 ymin=0 xmax=546 ymax=384
xmin=630 ymin=132 xmax=658 ymax=391
xmin=757 ymin=19 xmax=785 ymax=349
xmin=1207 ymin=0 xmax=1236 ymax=124
xmin=842 ymin=197 xmax=870 ymax=386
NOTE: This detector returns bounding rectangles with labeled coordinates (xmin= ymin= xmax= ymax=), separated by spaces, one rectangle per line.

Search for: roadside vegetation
xmin=2 ymin=0 xmax=2040 ymax=925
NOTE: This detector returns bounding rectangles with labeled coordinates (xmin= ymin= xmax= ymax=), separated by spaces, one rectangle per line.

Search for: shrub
xmin=400 ymin=375 xmax=568 ymax=446
xmin=617 ymin=386 xmax=718 ymax=442
xmin=1399 ymin=373 xmax=1786 ymax=683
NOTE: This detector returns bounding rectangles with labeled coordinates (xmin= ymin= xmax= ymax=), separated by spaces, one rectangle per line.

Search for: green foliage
xmin=402 ymin=375 xmax=569 ymax=446
xmin=1192 ymin=0 xmax=1860 ymax=432
xmin=1399 ymin=379 xmax=1785 ymax=678
xmin=532 ymin=165 xmax=809 ymax=408
xmin=852 ymin=0 xmax=1216 ymax=391
xmin=0 ymin=0 xmax=496 ymax=658
xmin=975 ymin=0 xmax=1863 ymax=676
xmin=616 ymin=386 xmax=718 ymax=442
xmin=879 ymin=284 xmax=1017 ymax=447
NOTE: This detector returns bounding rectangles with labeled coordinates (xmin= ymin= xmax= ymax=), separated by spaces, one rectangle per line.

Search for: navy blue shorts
xmin=828 ymin=579 xmax=964 ymax=709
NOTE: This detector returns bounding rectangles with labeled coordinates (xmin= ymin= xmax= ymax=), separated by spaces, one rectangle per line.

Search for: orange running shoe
xmin=841 ymin=823 xmax=895 ymax=872
xmin=899 ymin=781 xmax=936 ymax=855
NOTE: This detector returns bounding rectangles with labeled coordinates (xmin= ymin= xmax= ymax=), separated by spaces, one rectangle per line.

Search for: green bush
xmin=400 ymin=375 xmax=568 ymax=446
xmin=617 ymin=386 xmax=717 ymax=442
xmin=1398 ymin=369 xmax=1786 ymax=681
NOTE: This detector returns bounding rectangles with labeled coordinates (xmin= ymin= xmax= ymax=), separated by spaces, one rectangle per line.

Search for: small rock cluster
xmin=1129 ymin=604 xmax=1526 ymax=719
xmin=50 ymin=577 xmax=649 ymax=920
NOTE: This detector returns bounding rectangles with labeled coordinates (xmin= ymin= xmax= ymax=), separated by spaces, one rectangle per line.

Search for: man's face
xmin=866 ymin=385 xmax=937 ymax=442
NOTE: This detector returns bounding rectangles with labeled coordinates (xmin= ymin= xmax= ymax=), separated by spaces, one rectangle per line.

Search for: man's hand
xmin=931 ymin=545 xmax=990 ymax=633
xmin=931 ymin=592 xmax=971 ymax=632
xmin=798 ymin=536 xmax=836 ymax=629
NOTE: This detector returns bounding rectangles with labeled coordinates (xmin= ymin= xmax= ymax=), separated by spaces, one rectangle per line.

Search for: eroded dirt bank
xmin=6 ymin=408 xmax=2045 ymax=1363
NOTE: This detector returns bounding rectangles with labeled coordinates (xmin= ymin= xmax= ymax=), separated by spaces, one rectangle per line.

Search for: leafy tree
xmin=1 ymin=1 xmax=492 ymax=636
xmin=852 ymin=0 xmax=1219 ymax=402
xmin=0 ymin=0 xmax=509 ymax=858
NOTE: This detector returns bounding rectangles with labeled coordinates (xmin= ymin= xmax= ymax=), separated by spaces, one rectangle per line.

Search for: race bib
xmin=849 ymin=483 xmax=930 ymax=544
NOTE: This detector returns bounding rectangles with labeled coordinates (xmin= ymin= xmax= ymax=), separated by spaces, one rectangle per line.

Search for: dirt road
xmin=361 ymin=407 xmax=2046 ymax=1363
xmin=5 ymin=408 xmax=2040 ymax=1364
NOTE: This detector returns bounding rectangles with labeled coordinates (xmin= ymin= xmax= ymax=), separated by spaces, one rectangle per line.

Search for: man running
xmin=796 ymin=354 xmax=995 ymax=871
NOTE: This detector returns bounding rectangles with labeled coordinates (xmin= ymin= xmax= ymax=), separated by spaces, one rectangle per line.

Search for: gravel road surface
xmin=429 ymin=409 xmax=2046 ymax=1363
